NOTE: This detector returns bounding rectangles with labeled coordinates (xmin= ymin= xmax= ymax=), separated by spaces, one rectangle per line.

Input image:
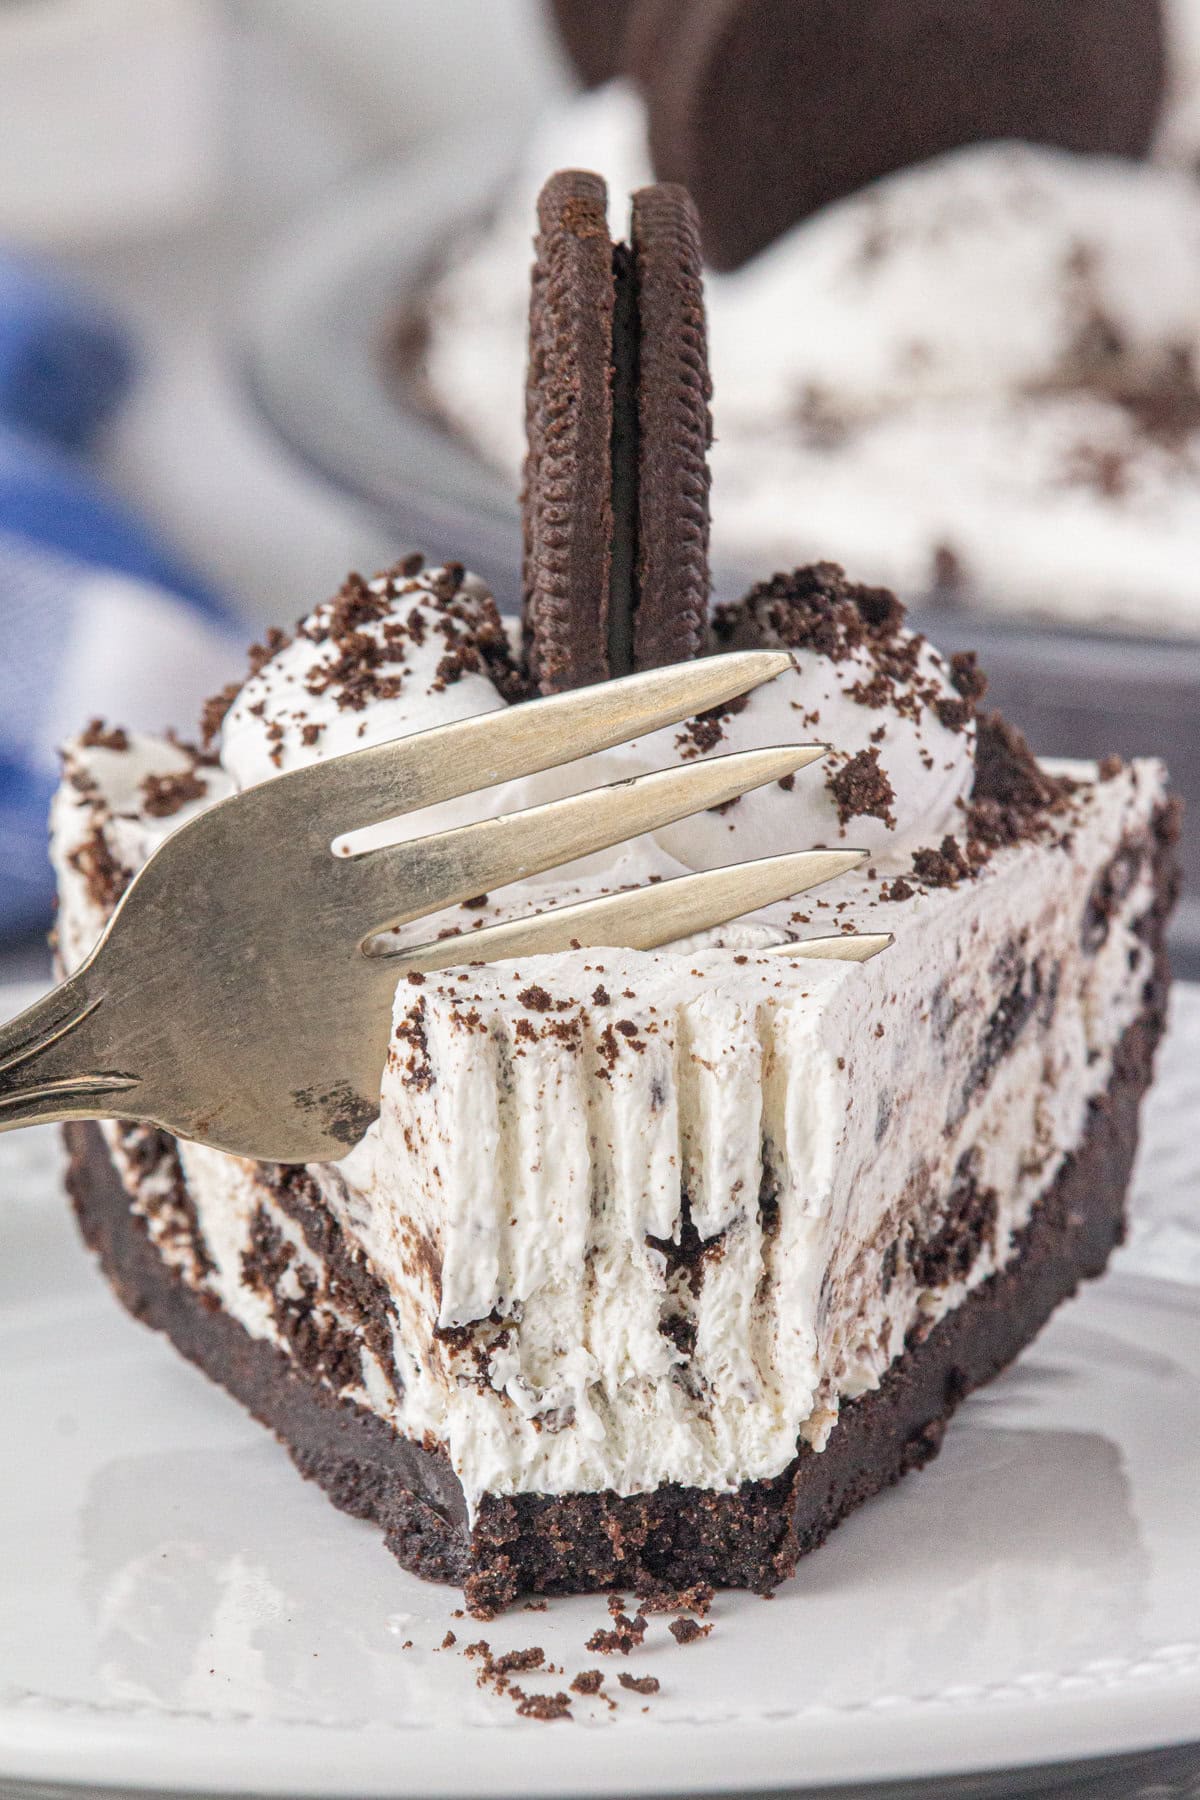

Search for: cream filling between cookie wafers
xmin=50 ymin=566 xmax=1168 ymax=1513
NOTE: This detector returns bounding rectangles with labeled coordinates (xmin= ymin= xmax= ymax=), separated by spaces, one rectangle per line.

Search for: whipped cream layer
xmin=51 ymin=566 xmax=1169 ymax=1511
xmin=421 ymin=79 xmax=1200 ymax=633
xmin=213 ymin=562 xmax=976 ymax=891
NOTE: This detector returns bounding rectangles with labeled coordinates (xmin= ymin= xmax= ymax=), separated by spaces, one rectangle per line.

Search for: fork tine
xmin=341 ymin=745 xmax=828 ymax=936
xmin=766 ymin=931 xmax=893 ymax=963
xmin=282 ymin=650 xmax=794 ymax=836
xmin=368 ymin=850 xmax=868 ymax=973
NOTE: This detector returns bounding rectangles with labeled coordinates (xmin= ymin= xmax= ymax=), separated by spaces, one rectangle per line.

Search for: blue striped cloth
xmin=0 ymin=250 xmax=132 ymax=452
xmin=0 ymin=258 xmax=240 ymax=939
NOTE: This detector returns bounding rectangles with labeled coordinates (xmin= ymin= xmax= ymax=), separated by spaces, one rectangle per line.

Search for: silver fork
xmin=0 ymin=653 xmax=889 ymax=1163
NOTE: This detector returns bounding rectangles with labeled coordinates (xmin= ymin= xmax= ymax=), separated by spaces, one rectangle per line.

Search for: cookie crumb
xmin=140 ymin=769 xmax=208 ymax=818
xmin=511 ymin=1688 xmax=572 ymax=1721
xmin=827 ymin=746 xmax=896 ymax=829
xmin=618 ymin=1672 xmax=660 ymax=1695
xmin=78 ymin=719 xmax=130 ymax=752
xmin=493 ymin=1647 xmax=545 ymax=1675
xmin=633 ymin=1581 xmax=714 ymax=1615
xmin=586 ymin=1610 xmax=648 ymax=1655
xmin=668 ymin=1616 xmax=713 ymax=1645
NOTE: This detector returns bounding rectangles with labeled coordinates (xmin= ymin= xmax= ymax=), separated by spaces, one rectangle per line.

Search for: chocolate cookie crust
xmin=61 ymin=801 xmax=1175 ymax=1615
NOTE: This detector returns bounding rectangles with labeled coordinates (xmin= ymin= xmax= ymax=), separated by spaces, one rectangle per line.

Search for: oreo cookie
xmin=626 ymin=0 xmax=1167 ymax=270
xmin=522 ymin=170 xmax=712 ymax=693
xmin=547 ymin=0 xmax=636 ymax=87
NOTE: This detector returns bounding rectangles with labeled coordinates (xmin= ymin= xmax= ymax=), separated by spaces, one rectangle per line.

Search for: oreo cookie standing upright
xmin=522 ymin=171 xmax=616 ymax=693
xmin=522 ymin=170 xmax=712 ymax=693
xmin=628 ymin=184 xmax=711 ymax=674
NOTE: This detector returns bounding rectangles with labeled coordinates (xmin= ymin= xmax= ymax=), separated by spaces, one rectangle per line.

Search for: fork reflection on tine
xmin=0 ymin=652 xmax=890 ymax=1163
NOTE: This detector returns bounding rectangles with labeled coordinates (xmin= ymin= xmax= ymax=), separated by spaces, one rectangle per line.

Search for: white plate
xmin=2 ymin=981 xmax=1199 ymax=1799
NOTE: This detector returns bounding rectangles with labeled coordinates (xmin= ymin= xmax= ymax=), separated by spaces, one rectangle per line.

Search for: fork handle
xmin=0 ymin=967 xmax=140 ymax=1134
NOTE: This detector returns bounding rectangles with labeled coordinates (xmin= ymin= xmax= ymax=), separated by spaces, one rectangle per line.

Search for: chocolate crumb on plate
xmin=493 ymin=1647 xmax=545 ymax=1675
xmin=618 ymin=1671 xmax=660 ymax=1695
xmin=586 ymin=1609 xmax=649 ymax=1655
xmin=511 ymin=1688 xmax=573 ymax=1721
xmin=668 ymin=1615 xmax=713 ymax=1644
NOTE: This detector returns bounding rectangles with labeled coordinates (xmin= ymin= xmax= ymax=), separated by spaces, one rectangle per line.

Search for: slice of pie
xmin=52 ymin=556 xmax=1178 ymax=1615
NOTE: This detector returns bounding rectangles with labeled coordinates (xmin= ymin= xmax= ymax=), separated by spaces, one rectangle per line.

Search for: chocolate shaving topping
xmin=826 ymin=746 xmax=896 ymax=828
xmin=911 ymin=835 xmax=971 ymax=888
xmin=512 ymin=1689 xmax=572 ymax=1721
xmin=78 ymin=719 xmax=129 ymax=752
xmin=493 ymin=1646 xmax=545 ymax=1675
xmin=883 ymin=876 xmax=915 ymax=903
xmin=200 ymin=681 xmax=241 ymax=748
xmin=198 ymin=559 xmax=526 ymax=760
xmin=674 ymin=690 xmax=749 ymax=758
xmin=298 ymin=570 xmax=392 ymax=642
xmin=949 ymin=650 xmax=987 ymax=705
xmin=713 ymin=563 xmax=980 ymax=739
xmin=247 ymin=626 xmax=291 ymax=678
xmin=67 ymin=829 xmax=131 ymax=913
xmin=881 ymin=710 xmax=1078 ymax=900
xmin=713 ymin=561 xmax=903 ymax=661
xmin=972 ymin=711 xmax=1071 ymax=814
xmin=140 ymin=769 xmax=208 ymax=818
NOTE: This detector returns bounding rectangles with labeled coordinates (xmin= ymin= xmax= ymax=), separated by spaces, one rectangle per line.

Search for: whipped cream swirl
xmin=216 ymin=562 xmax=977 ymax=893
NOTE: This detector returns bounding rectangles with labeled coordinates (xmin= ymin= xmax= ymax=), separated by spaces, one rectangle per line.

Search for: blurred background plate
xmin=243 ymin=138 xmax=524 ymax=606
xmin=242 ymin=140 xmax=1200 ymax=977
